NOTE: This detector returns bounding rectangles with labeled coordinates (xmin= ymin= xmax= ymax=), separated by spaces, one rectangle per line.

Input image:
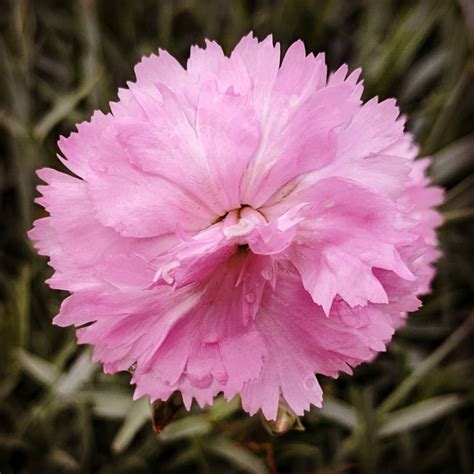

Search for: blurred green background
xmin=1 ymin=0 xmax=473 ymax=473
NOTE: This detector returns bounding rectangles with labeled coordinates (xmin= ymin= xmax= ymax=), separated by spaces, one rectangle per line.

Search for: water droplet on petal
xmin=289 ymin=94 xmax=299 ymax=108
xmin=262 ymin=268 xmax=272 ymax=280
xmin=304 ymin=376 xmax=316 ymax=390
xmin=245 ymin=292 xmax=256 ymax=304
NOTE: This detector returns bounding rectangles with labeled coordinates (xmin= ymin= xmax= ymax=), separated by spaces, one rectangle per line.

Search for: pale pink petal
xmin=232 ymin=33 xmax=281 ymax=122
xmin=187 ymin=40 xmax=225 ymax=81
xmin=88 ymin=171 xmax=215 ymax=238
xmin=264 ymin=178 xmax=415 ymax=314
xmin=244 ymin=82 xmax=361 ymax=207
xmin=240 ymin=269 xmax=394 ymax=419
xmin=274 ymin=41 xmax=327 ymax=102
xmin=114 ymin=100 xmax=225 ymax=215
xmin=337 ymin=98 xmax=405 ymax=161
xmin=196 ymin=81 xmax=260 ymax=210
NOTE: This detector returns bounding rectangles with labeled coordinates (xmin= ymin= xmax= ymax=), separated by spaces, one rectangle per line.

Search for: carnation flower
xmin=29 ymin=34 xmax=443 ymax=420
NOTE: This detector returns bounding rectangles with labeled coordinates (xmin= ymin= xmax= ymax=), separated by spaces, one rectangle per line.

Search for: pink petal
xmin=243 ymin=82 xmax=360 ymax=207
xmin=240 ymin=269 xmax=394 ymax=419
xmin=196 ymin=81 xmax=260 ymax=210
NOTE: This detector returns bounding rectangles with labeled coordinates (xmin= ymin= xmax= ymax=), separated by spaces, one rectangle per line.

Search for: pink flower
xmin=29 ymin=34 xmax=443 ymax=420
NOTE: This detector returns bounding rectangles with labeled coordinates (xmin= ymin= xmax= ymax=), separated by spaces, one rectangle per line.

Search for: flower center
xmin=221 ymin=206 xmax=267 ymax=238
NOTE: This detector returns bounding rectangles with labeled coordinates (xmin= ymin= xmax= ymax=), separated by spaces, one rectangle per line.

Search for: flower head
xmin=29 ymin=34 xmax=442 ymax=420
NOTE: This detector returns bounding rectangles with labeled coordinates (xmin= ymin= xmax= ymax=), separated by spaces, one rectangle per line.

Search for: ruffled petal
xmin=264 ymin=178 xmax=415 ymax=314
xmin=56 ymin=110 xmax=218 ymax=239
xmin=56 ymin=252 xmax=270 ymax=409
xmin=29 ymin=168 xmax=175 ymax=292
xmin=232 ymin=33 xmax=281 ymax=122
xmin=243 ymin=82 xmax=360 ymax=207
xmin=196 ymin=81 xmax=260 ymax=210
xmin=240 ymin=269 xmax=394 ymax=420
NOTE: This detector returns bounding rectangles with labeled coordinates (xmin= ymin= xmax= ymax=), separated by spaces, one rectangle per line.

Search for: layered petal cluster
xmin=29 ymin=34 xmax=443 ymax=420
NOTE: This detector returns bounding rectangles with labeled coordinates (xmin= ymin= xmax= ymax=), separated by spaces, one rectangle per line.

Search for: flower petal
xmin=196 ymin=81 xmax=260 ymax=210
xmin=240 ymin=269 xmax=394 ymax=419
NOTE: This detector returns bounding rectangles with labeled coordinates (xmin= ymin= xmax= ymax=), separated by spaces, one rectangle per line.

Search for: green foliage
xmin=1 ymin=0 xmax=473 ymax=472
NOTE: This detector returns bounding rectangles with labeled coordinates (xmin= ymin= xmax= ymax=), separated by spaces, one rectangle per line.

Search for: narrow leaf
xmin=159 ymin=415 xmax=211 ymax=442
xmin=206 ymin=438 xmax=267 ymax=474
xmin=379 ymin=395 xmax=464 ymax=438
xmin=57 ymin=349 xmax=97 ymax=396
xmin=112 ymin=397 xmax=151 ymax=453
xmin=318 ymin=396 xmax=358 ymax=430
xmin=16 ymin=349 xmax=59 ymax=386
